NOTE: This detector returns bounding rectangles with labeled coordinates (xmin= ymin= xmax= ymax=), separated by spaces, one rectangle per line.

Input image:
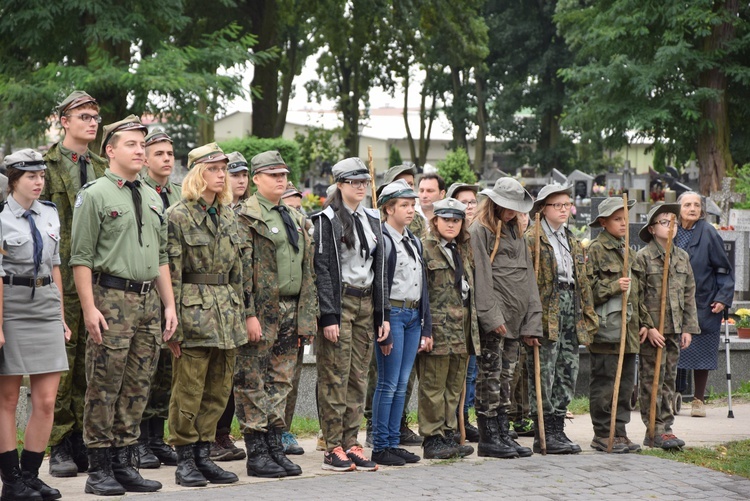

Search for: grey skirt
xmin=0 ymin=282 xmax=68 ymax=375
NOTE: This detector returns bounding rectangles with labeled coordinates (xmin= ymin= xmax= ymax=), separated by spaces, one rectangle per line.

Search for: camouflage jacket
xmin=422 ymin=233 xmax=480 ymax=356
xmin=42 ymin=142 xmax=107 ymax=292
xmin=635 ymin=241 xmax=701 ymax=335
xmin=408 ymin=212 xmax=427 ymax=239
xmin=237 ymin=194 xmax=318 ymax=342
xmin=525 ymin=225 xmax=598 ymax=344
xmin=586 ymin=230 xmax=653 ymax=354
xmin=166 ymin=199 xmax=247 ymax=349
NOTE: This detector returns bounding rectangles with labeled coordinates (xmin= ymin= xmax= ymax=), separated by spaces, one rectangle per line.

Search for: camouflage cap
xmin=144 ymin=128 xmax=172 ymax=147
xmin=479 ymin=177 xmax=533 ymax=213
xmin=227 ymin=151 xmax=249 ymax=173
xmin=2 ymin=148 xmax=46 ymax=171
xmin=187 ymin=142 xmax=228 ymax=170
xmin=433 ymin=197 xmax=467 ymax=219
xmin=57 ymin=90 xmax=97 ymax=116
xmin=251 ymin=150 xmax=289 ymax=175
xmin=531 ymin=183 xmax=573 ymax=217
xmin=282 ymin=181 xmax=303 ymax=199
xmin=332 ymin=157 xmax=371 ymax=181
xmin=589 ymin=197 xmax=636 ymax=228
xmin=100 ymin=114 xmax=148 ymax=156
xmin=446 ymin=182 xmax=479 ymax=199
xmin=377 ymin=179 xmax=418 ymax=206
xmin=638 ymin=203 xmax=681 ymax=243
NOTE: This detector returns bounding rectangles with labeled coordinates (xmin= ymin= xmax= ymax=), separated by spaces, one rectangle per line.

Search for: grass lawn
xmin=641 ymin=440 xmax=750 ymax=480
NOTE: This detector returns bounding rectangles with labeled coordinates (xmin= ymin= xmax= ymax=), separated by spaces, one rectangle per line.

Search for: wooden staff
xmin=533 ymin=212 xmax=546 ymax=455
xmin=458 ymin=378 xmax=467 ymax=444
xmin=648 ymin=213 xmax=676 ymax=444
xmin=368 ymin=146 xmax=377 ymax=209
xmin=607 ymin=194 xmax=630 ymax=453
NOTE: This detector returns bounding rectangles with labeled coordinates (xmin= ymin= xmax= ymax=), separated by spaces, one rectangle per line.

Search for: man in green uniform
xmin=234 ymin=151 xmax=318 ymax=478
xmin=70 ymin=115 xmax=178 ymax=495
xmin=43 ymin=91 xmax=109 ymax=477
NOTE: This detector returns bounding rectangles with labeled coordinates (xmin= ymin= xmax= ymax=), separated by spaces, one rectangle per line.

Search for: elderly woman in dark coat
xmin=675 ymin=192 xmax=734 ymax=417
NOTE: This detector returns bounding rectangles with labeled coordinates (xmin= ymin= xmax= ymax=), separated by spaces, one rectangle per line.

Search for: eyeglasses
xmin=66 ymin=113 xmax=102 ymax=124
xmin=206 ymin=166 xmax=228 ymax=174
xmin=545 ymin=202 xmax=573 ymax=210
xmin=343 ymin=180 xmax=370 ymax=189
xmin=461 ymin=200 xmax=478 ymax=207
xmin=653 ymin=220 xmax=672 ymax=227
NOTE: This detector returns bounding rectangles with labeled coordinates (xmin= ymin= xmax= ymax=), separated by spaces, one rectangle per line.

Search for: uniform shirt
xmin=0 ymin=195 xmax=61 ymax=277
xmin=440 ymin=238 xmax=469 ymax=301
xmin=340 ymin=204 xmax=376 ymax=287
xmin=256 ymin=193 xmax=303 ymax=297
xmin=58 ymin=144 xmax=97 ymax=193
xmin=70 ymin=169 xmax=167 ymax=282
xmin=384 ymin=222 xmax=422 ymax=302
xmin=543 ymin=220 xmax=574 ymax=284
xmin=142 ymin=174 xmax=182 ymax=209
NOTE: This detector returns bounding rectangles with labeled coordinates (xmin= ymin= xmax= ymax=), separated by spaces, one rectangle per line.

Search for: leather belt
xmin=343 ymin=284 xmax=372 ymax=298
xmin=390 ymin=298 xmax=420 ymax=310
xmin=557 ymin=282 xmax=576 ymax=291
xmin=182 ymin=273 xmax=228 ymax=285
xmin=94 ymin=273 xmax=153 ymax=295
xmin=2 ymin=275 xmax=52 ymax=287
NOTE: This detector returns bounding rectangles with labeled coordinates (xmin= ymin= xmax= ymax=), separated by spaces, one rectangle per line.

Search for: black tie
xmin=123 ymin=180 xmax=143 ymax=246
xmin=402 ymin=235 xmax=416 ymax=262
xmin=447 ymin=242 xmax=464 ymax=289
xmin=352 ymin=212 xmax=368 ymax=258
xmin=78 ymin=156 xmax=88 ymax=187
xmin=157 ymin=186 xmax=170 ymax=210
xmin=273 ymin=205 xmax=300 ymax=253
xmin=207 ymin=206 xmax=219 ymax=228
xmin=23 ymin=210 xmax=43 ymax=299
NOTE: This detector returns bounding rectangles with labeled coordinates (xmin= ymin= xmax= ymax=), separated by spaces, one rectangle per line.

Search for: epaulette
xmin=81 ymin=180 xmax=98 ymax=190
xmin=39 ymin=200 xmax=58 ymax=210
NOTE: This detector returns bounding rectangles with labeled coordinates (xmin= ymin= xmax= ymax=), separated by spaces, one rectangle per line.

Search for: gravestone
xmin=718 ymin=229 xmax=750 ymax=300
xmin=729 ymin=209 xmax=750 ymax=231
xmin=683 ymin=161 xmax=700 ymax=189
xmin=568 ymin=170 xmax=594 ymax=198
xmin=710 ymin=177 xmax=746 ymax=228
xmin=605 ymin=173 xmax=622 ymax=194
xmin=631 ymin=175 xmax=650 ymax=199
xmin=550 ymin=168 xmax=568 ymax=185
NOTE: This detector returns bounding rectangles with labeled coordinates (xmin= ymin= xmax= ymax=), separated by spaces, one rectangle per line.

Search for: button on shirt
xmin=384 ymin=223 xmax=422 ymax=302
xmin=0 ymin=196 xmax=61 ymax=277
xmin=340 ymin=205 xmax=375 ymax=287
xmin=257 ymin=193 xmax=303 ymax=296
xmin=543 ymin=221 xmax=574 ymax=284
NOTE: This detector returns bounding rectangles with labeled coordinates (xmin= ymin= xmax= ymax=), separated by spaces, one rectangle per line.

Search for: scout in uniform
xmin=0 ymin=150 xmax=69 ymax=501
xmin=70 ymin=115 xmax=177 ymax=495
xmin=166 ymin=143 xmax=245 ymax=487
xmin=586 ymin=197 xmax=652 ymax=453
xmin=635 ymin=204 xmax=699 ymax=450
xmin=43 ymin=91 xmax=108 ymax=477
xmin=313 ymin=158 xmax=390 ymax=472
xmin=469 ymin=178 xmax=540 ymax=459
xmin=525 ymin=184 xmax=598 ymax=454
xmin=227 ymin=152 xmax=249 ymax=210
xmin=234 ymin=151 xmax=318 ymax=478
xmin=138 ymin=128 xmax=181 ymax=468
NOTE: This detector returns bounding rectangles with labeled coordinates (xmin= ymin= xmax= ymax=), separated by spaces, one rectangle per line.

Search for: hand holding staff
xmin=533 ymin=213 xmax=546 ymax=455
xmin=368 ymin=146 xmax=378 ymax=209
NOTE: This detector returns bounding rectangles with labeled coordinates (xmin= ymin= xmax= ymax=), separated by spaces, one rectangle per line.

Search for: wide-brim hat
xmin=589 ymin=197 xmax=636 ymax=228
xmin=479 ymin=177 xmax=533 ymax=213
xmin=638 ymin=203 xmax=681 ymax=243
xmin=2 ymin=148 xmax=46 ymax=171
xmin=376 ymin=163 xmax=418 ymax=197
xmin=531 ymin=183 xmax=573 ymax=217
xmin=446 ymin=182 xmax=479 ymax=199
xmin=101 ymin=115 xmax=148 ymax=156
xmin=377 ymin=179 xmax=418 ymax=205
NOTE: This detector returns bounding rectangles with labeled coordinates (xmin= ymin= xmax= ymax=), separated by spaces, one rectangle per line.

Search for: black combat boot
xmin=497 ymin=413 xmax=532 ymax=457
xmin=136 ymin=420 xmax=160 ymax=468
xmin=0 ymin=449 xmax=42 ymax=501
xmin=463 ymin=411 xmax=480 ymax=442
xmin=422 ymin=435 xmax=459 ymax=460
xmin=266 ymin=428 xmax=302 ymax=476
xmin=399 ymin=415 xmax=422 ymax=445
xmin=47 ymin=437 xmax=77 ymax=478
xmin=84 ymin=448 xmax=125 ymax=496
xmin=555 ymin=415 xmax=582 ymax=454
xmin=110 ymin=446 xmax=162 ymax=492
xmin=193 ymin=442 xmax=238 ymax=484
xmin=244 ymin=432 xmax=286 ymax=478
xmin=444 ymin=433 xmax=474 ymax=457
xmin=533 ymin=416 xmax=571 ymax=454
xmin=149 ymin=418 xmax=178 ymax=465
xmin=20 ymin=449 xmax=60 ymax=501
xmin=476 ymin=414 xmax=518 ymax=459
xmin=68 ymin=432 xmax=88 ymax=473
xmin=174 ymin=444 xmax=208 ymax=487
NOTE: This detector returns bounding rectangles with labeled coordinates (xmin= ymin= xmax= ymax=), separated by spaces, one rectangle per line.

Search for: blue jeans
xmin=464 ymin=355 xmax=478 ymax=412
xmin=372 ymin=306 xmax=421 ymax=451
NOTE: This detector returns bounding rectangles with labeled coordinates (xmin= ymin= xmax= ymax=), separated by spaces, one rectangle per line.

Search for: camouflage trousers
xmin=364 ymin=346 xmax=417 ymax=422
xmin=169 ymin=346 xmax=236 ymax=446
xmin=283 ymin=342 xmax=306 ymax=431
xmin=589 ymin=353 xmax=636 ymax=437
xmin=83 ymin=285 xmax=160 ymax=449
xmin=526 ymin=290 xmax=579 ymax=418
xmin=417 ymin=353 xmax=468 ymax=438
xmin=476 ymin=332 xmax=520 ymax=418
xmin=142 ymin=349 xmax=172 ymax=421
xmin=50 ymin=293 xmax=87 ymax=446
xmin=639 ymin=333 xmax=680 ymax=434
xmin=317 ymin=293 xmax=374 ymax=452
xmin=235 ymin=297 xmax=300 ymax=434
xmin=510 ymin=347 xmax=529 ymax=422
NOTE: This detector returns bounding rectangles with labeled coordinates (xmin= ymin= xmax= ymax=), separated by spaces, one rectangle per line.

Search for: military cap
xmin=433 ymin=197 xmax=467 ymax=219
xmin=187 ymin=142 xmax=228 ymax=170
xmin=376 ymin=163 xmax=418 ymax=197
xmin=251 ymin=150 xmax=289 ymax=175
xmin=446 ymin=182 xmax=479 ymax=199
xmin=479 ymin=177 xmax=533 ymax=213
xmin=638 ymin=203 xmax=681 ymax=243
xmin=332 ymin=157 xmax=371 ymax=181
xmin=377 ymin=179 xmax=418 ymax=206
xmin=589 ymin=197 xmax=636 ymax=228
xmin=282 ymin=182 xmax=303 ymax=199
xmin=2 ymin=149 xmax=47 ymax=171
xmin=531 ymin=183 xmax=573 ymax=217
xmin=100 ymin=115 xmax=148 ymax=156
xmin=227 ymin=152 xmax=249 ymax=173
xmin=57 ymin=90 xmax=97 ymax=116
xmin=144 ymin=128 xmax=172 ymax=147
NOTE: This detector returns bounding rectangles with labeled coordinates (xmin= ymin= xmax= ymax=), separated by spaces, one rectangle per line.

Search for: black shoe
xmin=422 ymin=435 xmax=459 ymax=460
xmin=110 ymin=446 xmax=162 ymax=492
xmin=389 ymin=447 xmax=421 ymax=463
xmin=464 ymin=419 xmax=480 ymax=443
xmin=136 ymin=420 xmax=160 ymax=469
xmin=68 ymin=432 xmax=88 ymax=473
xmin=193 ymin=442 xmax=238 ymax=484
xmin=371 ymin=449 xmax=406 ymax=466
xmin=267 ymin=429 xmax=302 ymax=476
xmin=533 ymin=415 xmax=571 ymax=455
xmin=21 ymin=449 xmax=61 ymax=501
xmin=553 ymin=415 xmax=581 ymax=454
xmin=445 ymin=435 xmax=474 ymax=457
xmin=399 ymin=416 xmax=422 ymax=446
xmin=476 ymin=414 xmax=518 ymax=459
xmin=48 ymin=439 xmax=77 ymax=478
xmin=322 ymin=447 xmax=355 ymax=472
xmin=244 ymin=432 xmax=287 ymax=478
xmin=0 ymin=449 xmax=43 ymax=501
xmin=174 ymin=445 xmax=208 ymax=487
xmin=497 ymin=414 xmax=532 ymax=457
xmin=84 ymin=448 xmax=126 ymax=496
xmin=148 ymin=418 xmax=178 ymax=466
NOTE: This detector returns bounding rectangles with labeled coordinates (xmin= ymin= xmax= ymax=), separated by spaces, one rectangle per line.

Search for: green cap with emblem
xmin=144 ymin=128 xmax=172 ymax=147
xmin=2 ymin=148 xmax=47 ymax=171
xmin=227 ymin=151 xmax=249 ymax=173
xmin=57 ymin=90 xmax=97 ymax=116
xmin=377 ymin=179 xmax=418 ymax=206
xmin=251 ymin=150 xmax=290 ymax=175
xmin=589 ymin=197 xmax=636 ymax=228
xmin=100 ymin=115 xmax=148 ymax=156
xmin=433 ymin=197 xmax=467 ymax=219
xmin=187 ymin=142 xmax=228 ymax=170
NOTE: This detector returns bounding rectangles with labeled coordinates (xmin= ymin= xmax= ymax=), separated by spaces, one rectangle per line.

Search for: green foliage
xmin=294 ymin=126 xmax=346 ymax=179
xmin=728 ymin=164 xmax=750 ymax=210
xmin=388 ymin=146 xmax=403 ymax=167
xmin=437 ymin=148 xmax=477 ymax=186
xmin=653 ymin=143 xmax=666 ymax=174
xmin=218 ymin=137 xmax=301 ymax=184
xmin=641 ymin=440 xmax=750 ymax=480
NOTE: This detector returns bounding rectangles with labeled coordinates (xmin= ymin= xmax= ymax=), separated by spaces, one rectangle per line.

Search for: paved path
xmin=45 ymin=403 xmax=750 ymax=500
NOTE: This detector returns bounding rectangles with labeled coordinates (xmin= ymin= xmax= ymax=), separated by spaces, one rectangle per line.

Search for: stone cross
xmin=684 ymin=161 xmax=699 ymax=182
xmin=710 ymin=177 xmax=746 ymax=228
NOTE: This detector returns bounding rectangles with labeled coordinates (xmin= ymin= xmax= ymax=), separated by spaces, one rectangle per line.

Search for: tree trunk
xmin=449 ymin=65 xmax=468 ymax=152
xmin=250 ymin=0 xmax=279 ymax=138
xmin=474 ymin=73 xmax=488 ymax=173
xmin=274 ymin=39 xmax=298 ymax=137
xmin=403 ymin=72 xmax=418 ymax=165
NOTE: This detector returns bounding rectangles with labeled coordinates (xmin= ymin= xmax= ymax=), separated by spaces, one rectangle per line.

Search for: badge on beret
xmin=74 ymin=192 xmax=84 ymax=208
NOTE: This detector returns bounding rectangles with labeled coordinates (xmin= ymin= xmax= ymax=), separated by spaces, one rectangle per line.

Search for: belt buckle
xmin=35 ymin=278 xmax=44 ymax=287
xmin=140 ymin=281 xmax=152 ymax=294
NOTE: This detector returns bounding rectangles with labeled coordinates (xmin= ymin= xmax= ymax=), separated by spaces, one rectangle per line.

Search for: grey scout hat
xmin=479 ymin=177 xmax=533 ymax=213
xmin=638 ymin=203 xmax=681 ymax=243
xmin=251 ymin=150 xmax=289 ymax=175
xmin=376 ymin=163 xmax=417 ymax=197
xmin=332 ymin=157 xmax=371 ymax=181
xmin=2 ymin=149 xmax=47 ymax=171
xmin=446 ymin=182 xmax=479 ymax=199
xmin=433 ymin=197 xmax=467 ymax=219
xmin=227 ymin=152 xmax=249 ymax=173
xmin=144 ymin=128 xmax=172 ymax=147
xmin=57 ymin=90 xmax=97 ymax=116
xmin=377 ymin=179 xmax=418 ymax=206
xmin=101 ymin=114 xmax=148 ymax=156
xmin=589 ymin=197 xmax=636 ymax=228
xmin=531 ymin=183 xmax=574 ymax=217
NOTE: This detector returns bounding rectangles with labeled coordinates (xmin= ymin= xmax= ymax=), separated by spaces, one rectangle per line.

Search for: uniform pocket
xmin=184 ymin=232 xmax=211 ymax=247
xmin=101 ymin=205 xmax=131 ymax=234
xmin=4 ymin=234 xmax=33 ymax=262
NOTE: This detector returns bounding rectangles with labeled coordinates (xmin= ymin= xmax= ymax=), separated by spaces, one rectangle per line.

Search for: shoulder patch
xmin=75 ymin=192 xmax=84 ymax=208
